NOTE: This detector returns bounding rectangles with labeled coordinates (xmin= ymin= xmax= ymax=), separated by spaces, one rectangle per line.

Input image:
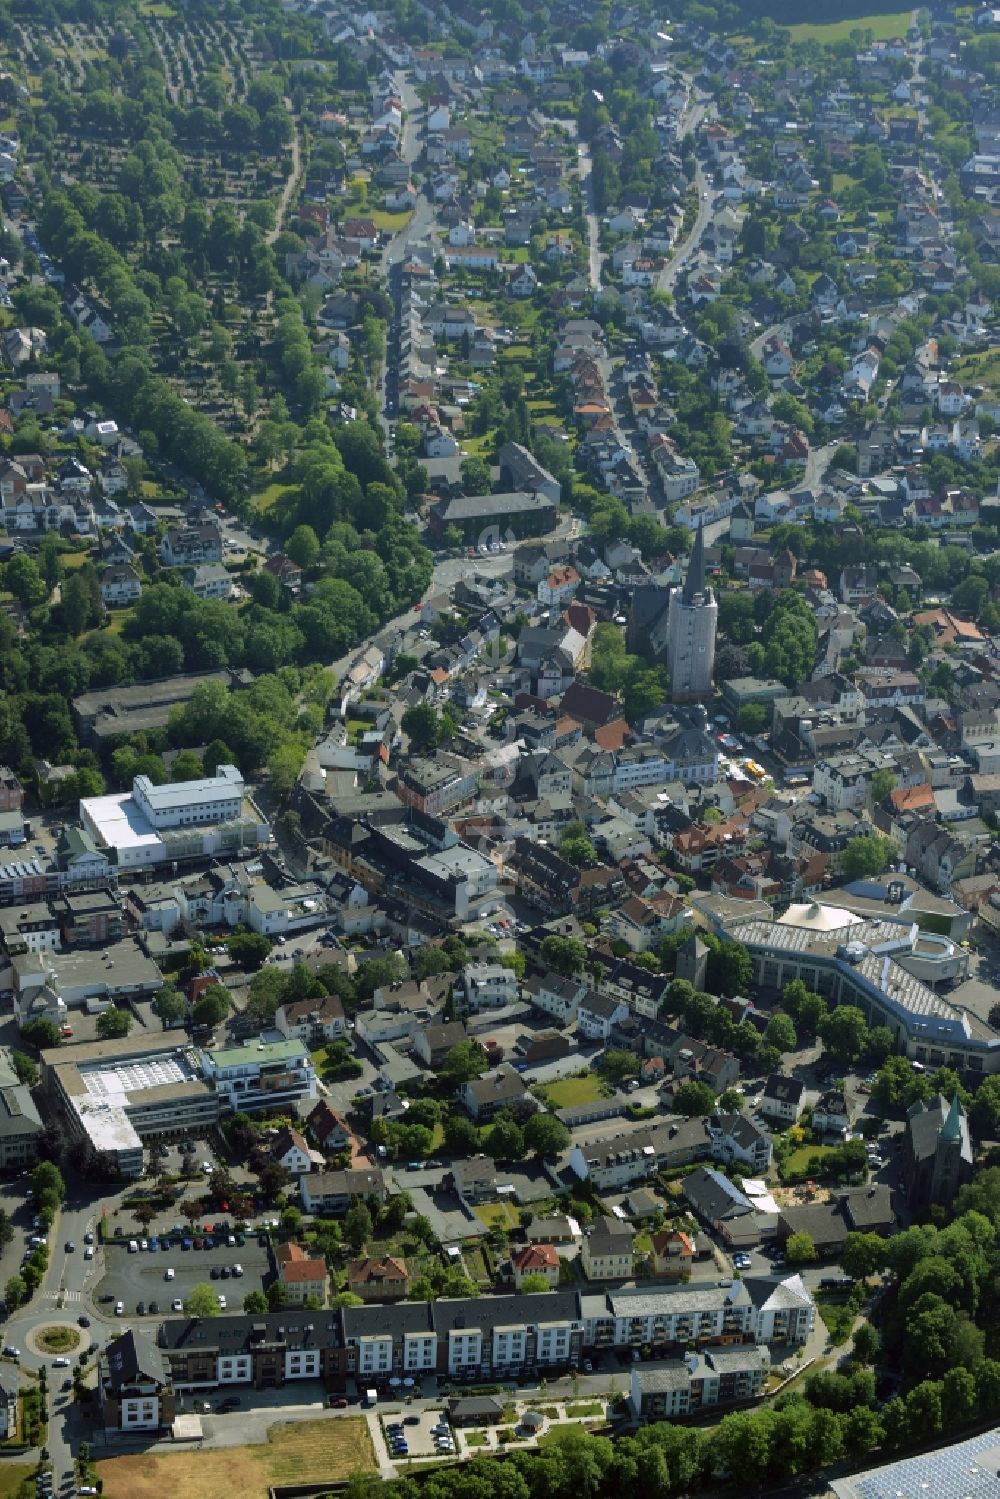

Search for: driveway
xmin=404 ymin=1185 xmax=480 ymax=1243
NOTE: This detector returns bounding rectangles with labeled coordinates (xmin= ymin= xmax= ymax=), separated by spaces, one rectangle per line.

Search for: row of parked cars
xmin=385 ymin=1417 xmax=454 ymax=1457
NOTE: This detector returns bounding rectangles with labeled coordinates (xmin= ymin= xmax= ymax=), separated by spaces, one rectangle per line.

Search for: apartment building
xmin=458 ymin=962 xmax=519 ymax=1012
xmin=96 ymin=1277 xmax=817 ymax=1430
xmin=99 ymin=1330 xmax=177 ymax=1435
xmin=524 ymin=972 xmax=589 ymax=1024
xmin=200 ymin=1039 xmax=317 ymax=1114
xmin=629 ymin=1347 xmax=769 ymax=1421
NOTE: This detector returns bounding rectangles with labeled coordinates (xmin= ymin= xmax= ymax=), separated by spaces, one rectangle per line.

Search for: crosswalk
xmin=45 ymin=1289 xmax=82 ymax=1304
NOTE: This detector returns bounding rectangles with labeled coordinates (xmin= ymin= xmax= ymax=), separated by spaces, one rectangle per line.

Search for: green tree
xmin=671 ymin=1080 xmax=717 ymax=1117
xmin=487 ymin=1116 xmax=524 ymax=1162
xmin=96 ymin=1007 xmax=132 ymax=1039
xmin=267 ymin=1281 xmax=289 ymax=1311
xmin=785 ymin=1231 xmax=818 ymax=1265
xmin=184 ymin=1283 xmax=221 ymax=1318
xmin=191 ymin=985 xmax=230 ymax=1029
xmin=33 ymin=1160 xmax=66 ymax=1204
xmin=821 ymin=1005 xmax=869 ymax=1065
xmin=286 ymin=524 xmax=321 ymax=569
xmin=443 ymin=1114 xmax=480 ymax=1154
xmin=401 ymin=702 xmax=454 ymax=752
xmin=152 ymin=986 xmax=189 ymax=1029
xmin=521 ymin=1273 xmax=552 ymax=1293
xmin=841 ymin=1232 xmax=888 ymax=1282
xmin=523 ymin=1113 xmax=571 ymax=1158
xmin=4 ymin=1274 xmax=26 ymax=1309
xmin=870 ymin=769 xmax=897 ymax=806
xmin=10 ymin=1051 xmax=38 ymax=1086
xmin=439 ymin=1040 xmax=488 ymax=1087
xmin=601 ymin=1050 xmax=641 ymax=1086
xmin=345 ymin=1201 xmax=373 ymax=1255
xmin=21 ymin=1019 xmax=61 ymax=1051
xmin=559 ymin=820 xmax=598 ymax=868
xmin=842 ymin=834 xmax=895 ymax=881
xmin=227 ymin=931 xmax=272 ymax=971
xmin=738 ymin=702 xmax=769 ymax=735
xmin=243 ymin=1290 xmax=268 ymax=1314
xmin=852 ymin=1321 xmax=880 ymax=1365
xmin=540 ymin=935 xmax=587 ymax=975
xmin=765 ymin=1012 xmax=797 ymax=1053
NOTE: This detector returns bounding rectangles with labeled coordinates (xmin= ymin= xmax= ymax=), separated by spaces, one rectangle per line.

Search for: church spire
xmin=683 ymin=523 xmax=706 ymax=605
xmin=941 ymin=1092 xmax=963 ymax=1142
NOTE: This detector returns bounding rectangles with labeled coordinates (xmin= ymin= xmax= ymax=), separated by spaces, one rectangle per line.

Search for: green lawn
xmin=370 ymin=208 xmax=413 ymax=232
xmin=0 ymin=1466 xmax=34 ymax=1498
xmin=536 ymin=1074 xmax=610 ymax=1109
xmin=254 ymin=481 xmax=295 ymax=514
xmin=781 ymin=1142 xmax=838 ymax=1177
xmin=786 ymin=9 xmax=911 ymax=42
xmin=473 ymin=1201 xmax=520 ymax=1231
xmin=816 ymin=1293 xmax=858 ymax=1346
xmin=953 ymin=346 xmax=1000 ymax=393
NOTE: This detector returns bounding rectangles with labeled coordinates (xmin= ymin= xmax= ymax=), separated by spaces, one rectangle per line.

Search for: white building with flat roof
xmin=133 ymin=765 xmax=243 ymax=828
xmin=80 ymin=767 xmax=269 ymax=871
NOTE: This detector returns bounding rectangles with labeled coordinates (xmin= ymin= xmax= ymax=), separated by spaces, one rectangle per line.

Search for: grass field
xmin=0 ymin=1465 xmax=34 ymax=1498
xmin=97 ymin=1417 xmax=375 ymax=1499
xmin=953 ymin=346 xmax=1000 ymax=392
xmin=369 ymin=208 xmax=413 ymax=232
xmin=253 ymin=481 xmax=295 ymax=513
xmin=786 ymin=10 xmax=910 ymax=42
xmin=536 ymin=1073 xmax=610 ymax=1109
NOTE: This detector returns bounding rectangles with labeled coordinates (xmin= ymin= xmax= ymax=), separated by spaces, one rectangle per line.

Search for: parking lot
xmin=97 ymin=1233 xmax=273 ymax=1317
xmin=382 ymin=1406 xmax=452 ymax=1459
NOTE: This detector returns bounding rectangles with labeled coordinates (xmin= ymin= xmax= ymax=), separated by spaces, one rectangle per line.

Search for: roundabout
xmin=26 ymin=1321 xmax=84 ymax=1359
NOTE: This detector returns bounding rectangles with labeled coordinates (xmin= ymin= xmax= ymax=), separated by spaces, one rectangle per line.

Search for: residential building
xmin=629 ymin=1348 xmax=769 ymax=1422
xmin=458 ymin=962 xmax=519 ymax=1011
xmin=581 ymin=1218 xmax=636 ymax=1281
xmin=275 ymin=993 xmax=347 ymax=1044
xmin=201 ymin=1039 xmax=317 ymax=1114
xmin=347 ymin=1256 xmax=409 ymax=1302
xmin=509 ymin=1243 xmax=560 ymax=1289
xmin=759 ymin=1074 xmax=805 ymax=1124
xmin=0 ymin=1374 xmax=16 ymax=1439
xmin=269 ymin=1125 xmax=324 ymax=1176
xmin=99 ymin=1330 xmax=176 ymax=1435
xmin=299 ymin=1167 xmax=386 ymax=1215
xmin=275 ymin=1241 xmax=329 ymax=1306
xmin=461 ymin=1066 xmax=537 ymax=1122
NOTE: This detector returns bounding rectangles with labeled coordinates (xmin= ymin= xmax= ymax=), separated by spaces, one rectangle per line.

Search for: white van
xmin=128 ymin=1240 xmax=138 ymax=1253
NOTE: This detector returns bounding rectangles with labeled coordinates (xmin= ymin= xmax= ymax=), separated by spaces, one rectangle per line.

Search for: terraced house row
xmin=98 ymin=1277 xmax=816 ymax=1433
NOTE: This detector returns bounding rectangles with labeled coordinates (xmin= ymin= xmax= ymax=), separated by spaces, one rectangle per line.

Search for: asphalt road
xmin=577 ymin=141 xmax=602 ymax=291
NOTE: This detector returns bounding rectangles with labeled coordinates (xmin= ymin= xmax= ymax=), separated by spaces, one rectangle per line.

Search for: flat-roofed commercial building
xmin=42 ymin=1034 xmax=219 ymax=1178
xmin=718 ymin=901 xmax=1000 ymax=1074
xmin=80 ymin=766 xmax=270 ymax=872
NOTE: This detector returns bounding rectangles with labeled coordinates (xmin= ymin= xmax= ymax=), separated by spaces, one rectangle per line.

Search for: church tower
xmin=665 ymin=525 xmax=717 ymax=701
